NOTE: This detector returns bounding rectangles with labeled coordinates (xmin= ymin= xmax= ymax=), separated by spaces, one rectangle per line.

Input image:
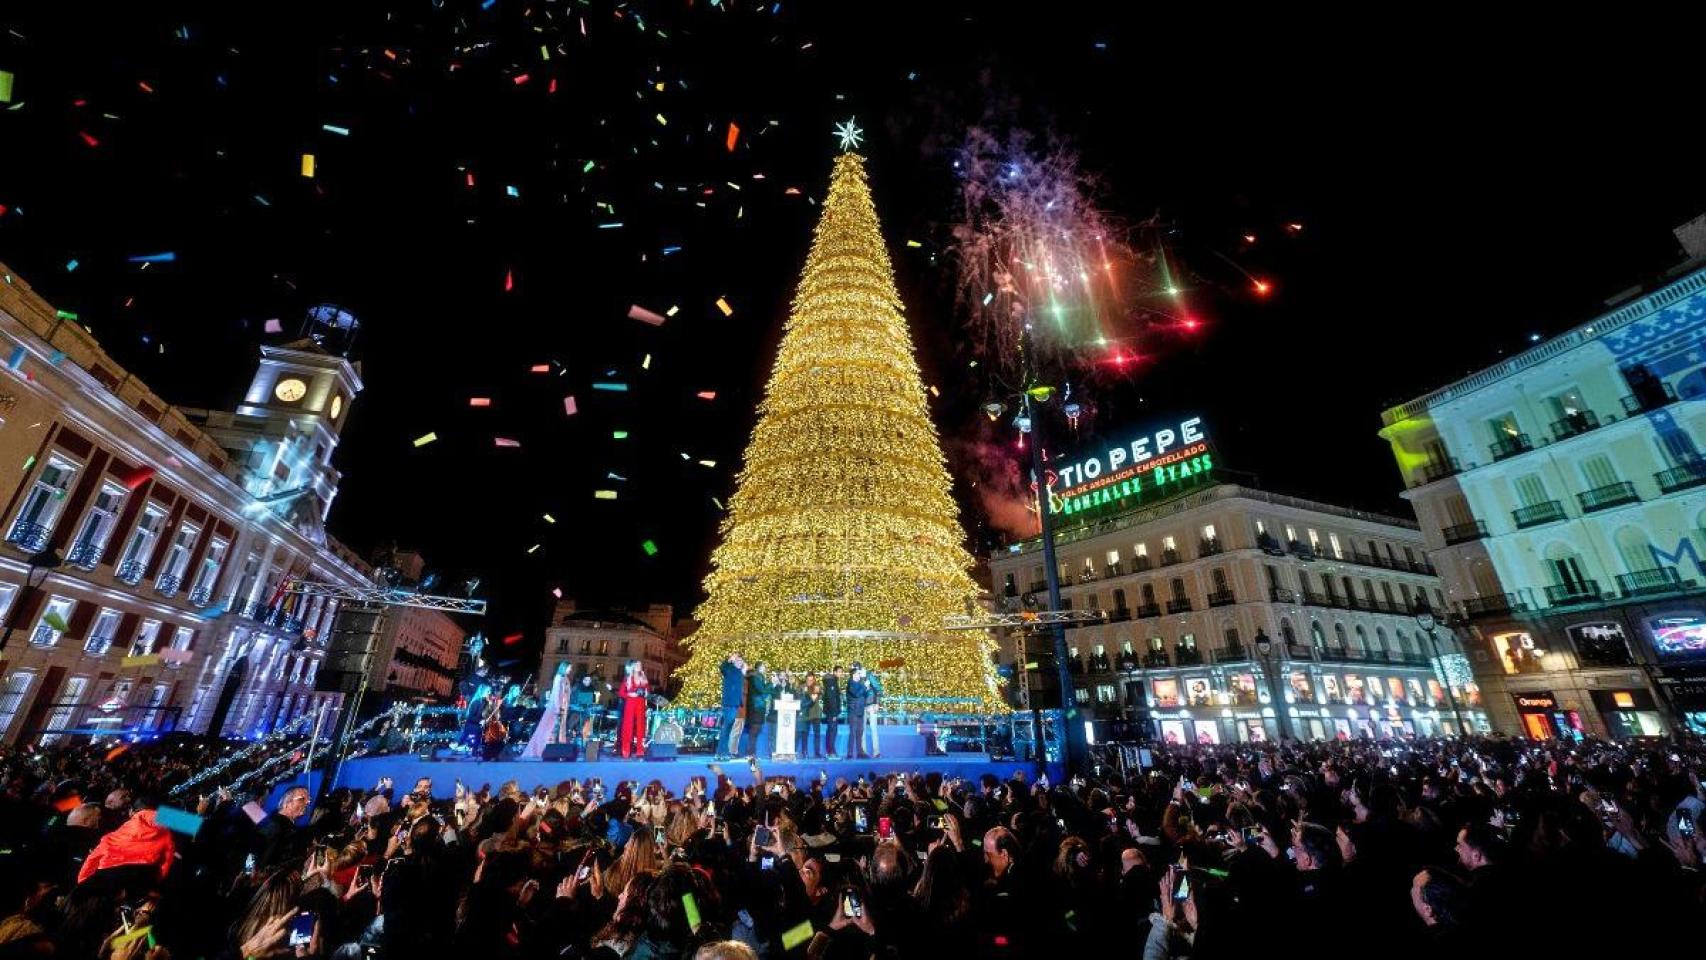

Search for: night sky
xmin=2 ymin=4 xmax=1702 ymax=663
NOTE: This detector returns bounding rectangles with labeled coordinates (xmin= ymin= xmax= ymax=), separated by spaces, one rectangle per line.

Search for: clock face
xmin=329 ymin=394 xmax=343 ymax=420
xmin=274 ymin=378 xmax=308 ymax=403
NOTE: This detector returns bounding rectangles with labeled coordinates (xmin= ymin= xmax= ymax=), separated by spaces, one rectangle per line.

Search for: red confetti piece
xmin=502 ymin=632 xmax=523 ymax=645
xmin=79 ymin=130 xmax=100 ymax=147
xmin=469 ymin=397 xmax=492 ymax=407
xmin=513 ymin=73 xmax=531 ymax=85
xmin=726 ymin=122 xmax=740 ymax=152
xmin=118 ymin=464 xmax=154 ymax=490
xmin=530 ymin=364 xmax=550 ymax=373
xmin=504 ymin=268 xmax=515 ymax=292
xmin=696 ymin=391 xmax=716 ymax=400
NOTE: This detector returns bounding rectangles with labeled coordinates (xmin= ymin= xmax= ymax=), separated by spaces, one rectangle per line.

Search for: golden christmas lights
xmin=675 ymin=153 xmax=1005 ymax=713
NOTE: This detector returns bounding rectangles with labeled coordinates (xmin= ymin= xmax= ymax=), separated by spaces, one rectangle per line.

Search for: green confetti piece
xmin=682 ymin=893 xmax=701 ymax=933
xmin=0 ymin=70 xmax=13 ymax=104
xmin=641 ymin=539 xmax=658 ymax=556
xmin=55 ymin=309 xmax=79 ymax=321
xmin=781 ymin=920 xmax=815 ymax=950
xmin=43 ymin=611 xmax=68 ymax=633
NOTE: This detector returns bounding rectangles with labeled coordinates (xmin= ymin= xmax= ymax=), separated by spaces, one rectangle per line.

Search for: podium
xmin=772 ymin=694 xmax=799 ymax=760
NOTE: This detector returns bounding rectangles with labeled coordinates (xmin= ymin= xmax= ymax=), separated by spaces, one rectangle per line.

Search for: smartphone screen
xmin=654 ymin=826 xmax=666 ymax=844
xmin=760 ymin=855 xmax=775 ymax=871
xmin=576 ymin=865 xmax=591 ymax=882
xmin=842 ymin=891 xmax=862 ymax=918
xmin=1172 ymin=870 xmax=1191 ymax=901
xmin=1679 ymin=811 xmax=1697 ymax=837
xmin=877 ymin=816 xmax=893 ymax=840
xmin=288 ymin=912 xmax=317 ymax=948
xmin=853 ymin=806 xmax=869 ymax=833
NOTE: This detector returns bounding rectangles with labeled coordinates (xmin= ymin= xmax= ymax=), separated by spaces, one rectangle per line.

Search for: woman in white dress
xmin=524 ymin=661 xmax=572 ymax=759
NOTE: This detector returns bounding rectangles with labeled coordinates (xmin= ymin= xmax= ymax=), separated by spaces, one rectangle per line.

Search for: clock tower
xmin=187 ymin=322 xmax=364 ymax=540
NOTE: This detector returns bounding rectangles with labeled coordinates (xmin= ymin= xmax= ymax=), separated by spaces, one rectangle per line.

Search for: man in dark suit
xmin=821 ymin=665 xmax=844 ymax=758
xmin=742 ymin=662 xmax=774 ymax=758
xmin=717 ymin=654 xmax=747 ymax=760
xmin=845 ymin=663 xmax=872 ymax=760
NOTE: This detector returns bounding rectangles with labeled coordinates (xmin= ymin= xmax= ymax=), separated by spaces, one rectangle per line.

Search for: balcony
xmin=1269 ymin=586 xmax=1297 ymax=604
xmin=1160 ymin=548 xmax=1181 ymax=567
xmin=115 ymin=559 xmax=146 ymax=585
xmin=1621 ymin=381 xmax=1678 ymax=415
xmin=1076 ymin=569 xmax=1099 ymax=585
xmin=1544 ymin=580 xmax=1602 ymax=607
xmin=83 ymin=635 xmax=113 ymax=655
xmin=1549 ymin=410 xmax=1600 ymax=441
xmin=1105 ymin=607 xmax=1132 ymax=623
xmin=1616 ymin=567 xmax=1688 ymax=598
xmin=63 ymin=540 xmax=103 ymax=570
xmin=1284 ymin=644 xmax=1316 ymax=661
xmin=1319 ymin=646 xmax=1364 ymax=662
xmin=1256 ymin=532 xmax=1285 ymax=556
xmin=1576 ymin=481 xmax=1639 ymax=513
xmin=1210 ymin=646 xmax=1250 ymax=663
xmin=5 ymin=520 xmax=51 ymax=553
xmin=1165 ymin=597 xmax=1193 ymax=614
xmin=1301 ymin=588 xmax=1331 ymax=607
xmin=1657 ymin=462 xmax=1706 ymax=494
xmin=155 ymin=574 xmax=183 ymax=597
xmin=1512 ymin=500 xmax=1567 ymax=529
xmin=1104 ymin=562 xmax=1125 ymax=578
xmin=1462 ymin=593 xmax=1527 ymax=619
xmin=1132 ymin=602 xmax=1161 ymax=619
xmin=1173 ymin=647 xmax=1203 ymax=666
xmin=1142 ymin=650 xmax=1171 ymax=668
xmin=1421 ymin=457 xmax=1461 ymax=484
xmin=1132 ymin=556 xmax=1153 ymax=572
xmin=189 ymin=585 xmax=214 ymax=607
xmin=29 ymin=624 xmax=58 ymax=647
xmin=1198 ymin=538 xmax=1223 ymax=557
xmin=1206 ymin=588 xmax=1236 ymax=607
xmin=1288 ymin=540 xmax=1317 ymax=560
xmin=1441 ymin=520 xmax=1489 ymax=545
xmin=1489 ymin=432 xmax=1534 ymax=461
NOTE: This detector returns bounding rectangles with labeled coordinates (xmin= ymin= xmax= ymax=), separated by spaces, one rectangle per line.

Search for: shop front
xmin=1655 ymin=666 xmax=1706 ymax=735
xmin=1588 ymin=688 xmax=1666 ymax=738
xmin=1510 ymin=691 xmax=1584 ymax=740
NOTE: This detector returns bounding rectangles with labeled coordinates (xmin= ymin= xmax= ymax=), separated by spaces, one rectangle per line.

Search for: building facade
xmin=988 ymin=483 xmax=1488 ymax=744
xmin=1380 ymin=255 xmax=1706 ymax=738
xmin=537 ymin=600 xmax=678 ymax=697
xmin=0 ymin=265 xmax=372 ymax=744
xmin=367 ymin=604 xmax=466 ymax=703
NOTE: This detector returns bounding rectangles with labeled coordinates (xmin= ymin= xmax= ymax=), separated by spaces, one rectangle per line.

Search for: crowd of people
xmin=1 ymin=731 xmax=1703 ymax=960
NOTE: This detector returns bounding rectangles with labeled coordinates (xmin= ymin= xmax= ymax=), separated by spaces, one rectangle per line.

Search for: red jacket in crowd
xmin=77 ymin=809 xmax=176 ymax=884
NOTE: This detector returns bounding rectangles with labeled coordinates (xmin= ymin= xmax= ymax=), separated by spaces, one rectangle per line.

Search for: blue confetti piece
xmin=127 ymin=251 xmax=177 ymax=263
xmin=154 ymin=805 xmax=204 ymax=836
xmin=597 ymin=222 xmax=625 ymax=229
xmin=982 ymin=292 xmax=994 ymax=306
xmin=7 ymin=346 xmax=25 ymax=370
xmin=506 ymin=184 xmax=519 ymax=197
xmin=65 ymin=259 xmax=79 ymax=272
xmin=661 ymin=245 xmax=681 ymax=255
xmin=482 ymin=0 xmax=496 ymax=8
xmin=591 ymin=382 xmax=628 ymax=392
xmin=322 ymin=124 xmax=350 ymax=136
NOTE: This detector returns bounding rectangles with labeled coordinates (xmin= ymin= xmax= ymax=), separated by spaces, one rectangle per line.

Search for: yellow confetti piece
xmin=594 ymin=490 xmax=618 ymax=500
xmin=642 ymin=353 xmax=652 ymax=370
xmin=929 ymin=385 xmax=940 ymax=397
xmin=412 ymin=432 xmax=438 ymax=447
xmin=300 ymin=153 xmax=316 ymax=177
xmin=526 ymin=544 xmax=541 ymax=554
xmin=781 ymin=921 xmax=815 ymax=950
xmin=665 ymin=305 xmax=680 ymax=317
xmin=715 ymin=297 xmax=733 ymax=316
xmin=906 ymin=239 xmax=923 ymax=248
xmin=543 ymin=514 xmax=556 ymax=524
xmin=656 ymin=113 xmax=668 ymax=125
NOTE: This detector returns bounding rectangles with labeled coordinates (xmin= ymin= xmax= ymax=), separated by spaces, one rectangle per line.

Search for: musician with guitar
xmin=479 ymin=689 xmax=508 ymax=761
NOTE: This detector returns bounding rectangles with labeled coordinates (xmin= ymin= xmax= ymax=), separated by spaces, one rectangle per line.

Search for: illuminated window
xmin=1201 ymin=524 xmax=1217 ymax=542
xmin=1285 ymin=525 xmax=1298 ymax=543
xmin=1613 ymin=691 xmax=1635 ymax=708
xmin=1135 ymin=543 xmax=1148 ymax=557
xmin=1163 ymin=535 xmax=1177 ymax=551
xmin=1255 ymin=520 xmax=1267 ymax=536
xmin=1106 ymin=549 xmax=1120 ymax=566
xmin=12 ymin=458 xmax=79 ymax=541
xmin=85 ymin=608 xmax=121 ymax=655
xmin=129 ymin=619 xmax=162 ymax=656
xmin=30 ymin=596 xmax=76 ymax=647
xmin=1308 ymin=529 xmax=1321 ymax=552
xmin=1329 ymin=533 xmax=1343 ymax=559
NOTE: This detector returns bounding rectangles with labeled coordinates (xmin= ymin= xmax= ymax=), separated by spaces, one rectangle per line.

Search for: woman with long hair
xmin=590 ymin=873 xmax=658 ymax=958
xmin=618 ymin=661 xmax=651 ymax=759
xmin=603 ymin=831 xmax=663 ymax=901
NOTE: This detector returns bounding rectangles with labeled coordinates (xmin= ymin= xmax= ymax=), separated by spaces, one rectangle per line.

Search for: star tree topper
xmin=833 ymin=117 xmax=864 ymax=152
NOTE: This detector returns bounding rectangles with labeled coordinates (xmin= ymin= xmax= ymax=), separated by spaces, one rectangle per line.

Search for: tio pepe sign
xmin=1049 ymin=417 xmax=1213 ymax=516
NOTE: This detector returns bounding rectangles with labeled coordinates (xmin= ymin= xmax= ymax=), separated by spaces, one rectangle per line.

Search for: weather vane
xmin=833 ymin=117 xmax=864 ymax=152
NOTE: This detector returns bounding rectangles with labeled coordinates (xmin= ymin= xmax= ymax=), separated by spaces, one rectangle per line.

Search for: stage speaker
xmin=543 ymin=743 xmax=579 ymax=762
xmin=645 ymin=742 xmax=678 ymax=761
xmin=583 ymin=739 xmax=603 ymax=761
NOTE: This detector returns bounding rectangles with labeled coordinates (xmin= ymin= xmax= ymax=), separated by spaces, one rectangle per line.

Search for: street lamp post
xmin=1022 ymin=387 xmax=1086 ymax=776
xmin=1415 ymin=604 xmax=1469 ymax=735
xmin=0 ymin=547 xmax=65 ymax=655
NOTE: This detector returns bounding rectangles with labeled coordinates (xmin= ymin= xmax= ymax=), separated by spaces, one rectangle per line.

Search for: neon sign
xmin=1048 ymin=416 xmax=1214 ymax=517
xmin=1651 ymin=616 xmax=1706 ymax=658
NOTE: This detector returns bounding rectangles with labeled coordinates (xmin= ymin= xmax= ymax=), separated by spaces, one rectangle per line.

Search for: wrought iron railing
xmin=1441 ymin=520 xmax=1489 ymax=545
xmin=1512 ymin=500 xmax=1566 ymax=528
xmin=5 ymin=520 xmax=51 ymax=552
xmin=1489 ymin=433 xmax=1533 ymax=461
xmin=1576 ymin=481 xmax=1639 ymax=513
xmin=66 ymin=540 xmax=104 ymax=570
xmin=115 ymin=559 xmax=146 ymax=585
xmin=1544 ymin=580 xmax=1601 ymax=606
xmin=1616 ymin=567 xmax=1684 ymax=597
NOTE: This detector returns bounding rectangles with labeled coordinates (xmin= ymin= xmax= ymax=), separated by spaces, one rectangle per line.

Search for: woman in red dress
xmin=617 ymin=660 xmax=650 ymax=758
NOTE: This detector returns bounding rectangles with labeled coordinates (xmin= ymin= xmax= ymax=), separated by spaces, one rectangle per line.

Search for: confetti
xmin=0 ymin=71 xmax=13 ymax=104
xmin=469 ymin=397 xmax=492 ymax=407
xmin=593 ymin=490 xmax=617 ymax=500
xmin=726 ymin=122 xmax=740 ymax=152
xmin=552 ymin=587 xmax=562 ymax=599
xmin=79 ymin=131 xmax=99 ymax=148
xmin=906 ymin=240 xmax=923 ymax=248
xmin=543 ymin=514 xmax=556 ymax=524
xmin=715 ymin=297 xmax=734 ymax=316
xmin=641 ymin=539 xmax=658 ymax=556
xmin=43 ymin=610 xmax=69 ymax=633
xmin=322 ymin=124 xmax=350 ymax=136
xmin=504 ymin=268 xmax=515 ymax=292
xmin=493 ymin=437 xmax=521 ymax=448
xmin=118 ymin=464 xmax=155 ymax=490
xmin=562 ymin=396 xmax=578 ymax=415
xmin=641 ymin=354 xmax=652 ymax=370
xmin=612 ymin=430 xmax=629 ymax=439
xmin=530 ymin=364 xmax=551 ymax=373
xmin=264 ymin=318 xmax=284 ymax=333
xmin=665 ymin=305 xmax=680 ymax=317
xmin=628 ymin=304 xmax=666 ymax=326
xmin=683 ymin=893 xmax=702 ymax=934
xmin=154 ymin=805 xmax=204 ymax=837
xmin=54 ymin=309 xmax=78 ymax=321
xmin=696 ymin=391 xmax=716 ymax=400
xmin=503 ymin=633 xmax=523 ymax=644
xmin=526 ymin=544 xmax=540 ymax=554
xmin=300 ymin=153 xmax=316 ymax=177
xmin=127 ymin=252 xmax=177 ymax=264
xmin=780 ymin=921 xmax=814 ymax=950
xmin=591 ymin=382 xmax=627 ymax=392
xmin=65 ymin=259 xmax=80 ymax=272
xmin=413 ymin=432 xmax=438 ymax=447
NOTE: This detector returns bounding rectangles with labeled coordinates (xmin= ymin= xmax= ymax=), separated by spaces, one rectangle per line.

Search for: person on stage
xmin=523 ymin=662 xmax=572 ymax=759
xmin=717 ymin=654 xmax=747 ymax=760
xmin=617 ymin=660 xmax=651 ymax=758
xmin=863 ymin=669 xmax=884 ymax=759
xmin=480 ymin=690 xmax=508 ymax=762
xmin=845 ymin=664 xmax=872 ymax=760
xmin=801 ymin=672 xmax=825 ymax=758
xmin=822 ymin=665 xmax=844 ymax=759
xmin=568 ymin=672 xmax=600 ymax=743
xmin=741 ymin=662 xmax=773 ymax=758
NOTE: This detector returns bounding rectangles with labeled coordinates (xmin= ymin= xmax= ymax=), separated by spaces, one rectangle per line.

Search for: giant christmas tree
xmin=676 ymin=145 xmax=1003 ymax=713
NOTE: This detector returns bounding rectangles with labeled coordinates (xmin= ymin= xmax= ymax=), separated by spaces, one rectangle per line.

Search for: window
xmin=1488 ymin=412 xmax=1522 ymax=441
xmin=1329 ymin=533 xmax=1343 ymax=559
xmin=1223 ymin=627 xmax=1240 ymax=649
xmin=193 ymin=539 xmax=228 ymax=599
xmin=288 ymin=657 xmax=304 ymax=684
xmin=1285 ymin=524 xmax=1298 ymax=543
xmin=556 ymin=637 xmax=569 ymax=654
xmin=1334 ymin=623 xmax=1348 ymax=648
xmin=1355 ymin=625 xmax=1368 ymax=651
xmin=85 ymin=608 xmax=122 ymax=655
xmin=1374 ymin=626 xmax=1389 ymax=653
xmin=1308 ymin=529 xmax=1321 ymax=552
xmin=11 ymin=458 xmax=78 ymax=542
xmin=1211 ymin=568 xmax=1229 ymax=592
xmin=579 ymin=638 xmax=592 ymax=655
xmin=1255 ymin=519 xmax=1267 ymax=536
xmin=1170 ymin=578 xmax=1187 ymax=601
xmin=233 ymin=552 xmax=261 ymax=604
xmin=1149 ymin=636 xmax=1165 ymax=652
xmin=170 ymin=626 xmax=194 ymax=652
xmin=1546 ymin=387 xmax=1587 ymax=418
xmin=1121 ymin=639 xmax=1134 ymax=654
xmin=129 ymin=619 xmax=162 ymax=656
xmin=69 ymin=484 xmax=127 ymax=563
xmin=1178 ymin=633 xmax=1197 ymax=651
xmin=620 ymin=640 xmax=632 ymax=657
xmin=1086 ymin=593 xmax=1098 ymax=611
xmin=31 ymin=596 xmax=76 ymax=647
xmin=1141 ymin=582 xmax=1157 ymax=604
xmin=0 ymin=584 xmax=15 ymax=623
xmin=1201 ymin=524 xmax=1217 ymax=542
xmin=1162 ymin=535 xmax=1177 ymax=552
xmin=1280 ymin=619 xmax=1296 ymax=645
xmin=118 ymin=506 xmax=166 ymax=572
xmin=1095 ymin=684 xmax=1118 ymax=704
xmin=41 ymin=676 xmax=89 ymax=745
xmin=0 ymin=672 xmax=36 ymax=738
xmin=1513 ymin=474 xmax=1549 ymax=507
xmin=302 ymin=659 xmax=318 ymax=686
xmin=1105 ymin=548 xmax=1121 ymax=566
xmin=1581 ymin=455 xmax=1620 ymax=490
xmin=1310 ymin=621 xmax=1326 ymax=648
xmin=1112 ymin=588 xmax=1127 ymax=610
xmin=1135 ymin=543 xmax=1148 ymax=558
xmin=159 ymin=524 xmax=199 ymax=586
